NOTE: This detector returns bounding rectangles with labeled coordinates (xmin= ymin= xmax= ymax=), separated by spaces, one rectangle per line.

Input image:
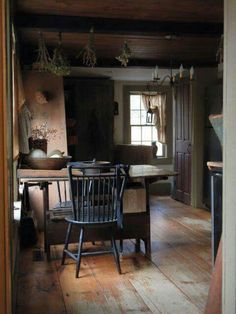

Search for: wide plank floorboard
xmin=16 ymin=196 xmax=211 ymax=314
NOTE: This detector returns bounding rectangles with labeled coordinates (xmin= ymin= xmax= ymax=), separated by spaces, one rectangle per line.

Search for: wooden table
xmin=17 ymin=165 xmax=177 ymax=259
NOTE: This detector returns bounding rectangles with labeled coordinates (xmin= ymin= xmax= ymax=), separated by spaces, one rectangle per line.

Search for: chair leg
xmin=46 ymin=245 xmax=51 ymax=261
xmin=120 ymin=239 xmax=123 ymax=254
xmin=76 ymin=227 xmax=84 ymax=278
xmin=144 ymin=237 xmax=151 ymax=259
xmin=111 ymin=233 xmax=121 ymax=274
xmin=61 ymin=222 xmax=72 ymax=265
xmin=135 ymin=238 xmax=141 ymax=253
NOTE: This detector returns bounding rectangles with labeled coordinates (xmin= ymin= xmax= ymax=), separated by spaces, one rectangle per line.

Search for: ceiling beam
xmin=15 ymin=13 xmax=223 ymax=38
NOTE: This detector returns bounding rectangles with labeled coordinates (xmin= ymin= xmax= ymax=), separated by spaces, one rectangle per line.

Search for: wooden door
xmin=174 ymin=81 xmax=192 ymax=205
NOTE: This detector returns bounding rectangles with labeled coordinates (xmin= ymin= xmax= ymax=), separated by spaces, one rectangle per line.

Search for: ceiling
xmin=15 ymin=0 xmax=223 ymax=68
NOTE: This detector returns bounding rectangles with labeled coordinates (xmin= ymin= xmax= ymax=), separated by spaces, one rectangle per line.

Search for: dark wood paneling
xmin=15 ymin=0 xmax=223 ymax=68
xmin=17 ymin=0 xmax=223 ymax=23
xmin=19 ymin=30 xmax=219 ymax=67
xmin=16 ymin=14 xmax=223 ymax=38
xmin=64 ymin=79 xmax=114 ymax=161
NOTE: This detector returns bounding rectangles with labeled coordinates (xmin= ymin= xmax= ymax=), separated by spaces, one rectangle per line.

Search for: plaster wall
xmin=223 ymin=0 xmax=236 ymax=311
xmin=23 ymin=71 xmax=67 ymax=229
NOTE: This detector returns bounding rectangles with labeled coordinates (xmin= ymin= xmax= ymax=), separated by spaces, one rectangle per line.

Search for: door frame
xmin=0 ymin=0 xmax=12 ymax=313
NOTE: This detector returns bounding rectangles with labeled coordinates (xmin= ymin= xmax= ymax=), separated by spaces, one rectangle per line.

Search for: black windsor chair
xmin=61 ymin=164 xmax=126 ymax=278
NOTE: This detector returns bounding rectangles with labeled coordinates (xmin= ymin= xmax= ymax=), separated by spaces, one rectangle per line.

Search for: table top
xmin=207 ymin=161 xmax=223 ymax=171
xmin=17 ymin=164 xmax=177 ymax=182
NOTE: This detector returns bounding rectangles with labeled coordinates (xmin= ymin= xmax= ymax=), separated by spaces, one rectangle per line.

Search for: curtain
xmin=141 ymin=93 xmax=167 ymax=144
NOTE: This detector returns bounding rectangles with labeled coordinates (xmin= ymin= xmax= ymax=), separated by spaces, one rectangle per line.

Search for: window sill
xmin=151 ymin=157 xmax=173 ymax=165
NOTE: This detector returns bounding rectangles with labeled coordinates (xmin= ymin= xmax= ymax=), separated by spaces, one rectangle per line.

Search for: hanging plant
xmin=49 ymin=33 xmax=71 ymax=76
xmin=32 ymin=32 xmax=51 ymax=72
xmin=77 ymin=27 xmax=97 ymax=67
xmin=116 ymin=41 xmax=132 ymax=67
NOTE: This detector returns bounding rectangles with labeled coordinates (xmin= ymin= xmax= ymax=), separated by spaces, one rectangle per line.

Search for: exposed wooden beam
xmin=15 ymin=13 xmax=223 ymax=38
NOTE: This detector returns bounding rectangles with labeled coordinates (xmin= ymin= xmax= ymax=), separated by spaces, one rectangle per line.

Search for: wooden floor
xmin=16 ymin=197 xmax=212 ymax=314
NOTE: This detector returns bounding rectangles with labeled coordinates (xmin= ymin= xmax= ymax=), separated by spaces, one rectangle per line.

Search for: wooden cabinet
xmin=203 ymin=83 xmax=223 ymax=209
xmin=64 ymin=78 xmax=114 ymax=161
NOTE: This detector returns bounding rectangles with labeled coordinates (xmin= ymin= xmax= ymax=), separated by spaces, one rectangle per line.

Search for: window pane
xmin=142 ymin=126 xmax=152 ymax=142
xmin=140 ymin=98 xmax=146 ymax=111
xmin=131 ymin=126 xmax=141 ymax=142
xmin=151 ymin=126 xmax=158 ymax=141
xmin=130 ymin=95 xmax=140 ymax=110
xmin=130 ymin=94 xmax=166 ymax=158
xmin=140 ymin=110 xmax=147 ymax=125
xmin=130 ymin=110 xmax=140 ymax=125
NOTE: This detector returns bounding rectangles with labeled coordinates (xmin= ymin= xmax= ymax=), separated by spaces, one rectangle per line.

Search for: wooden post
xmin=223 ymin=0 xmax=236 ymax=313
xmin=205 ymin=239 xmax=222 ymax=314
xmin=0 ymin=0 xmax=12 ymax=313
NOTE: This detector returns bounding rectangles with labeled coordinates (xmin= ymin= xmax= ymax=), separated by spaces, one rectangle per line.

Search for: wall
xmin=191 ymin=68 xmax=218 ymax=207
xmin=23 ymin=71 xmax=67 ymax=229
xmin=223 ymin=0 xmax=236 ymax=311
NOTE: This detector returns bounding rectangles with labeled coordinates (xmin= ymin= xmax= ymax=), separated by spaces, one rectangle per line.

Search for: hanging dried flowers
xmin=77 ymin=27 xmax=97 ymax=67
xmin=116 ymin=41 xmax=132 ymax=67
xmin=32 ymin=32 xmax=51 ymax=72
xmin=49 ymin=32 xmax=71 ymax=76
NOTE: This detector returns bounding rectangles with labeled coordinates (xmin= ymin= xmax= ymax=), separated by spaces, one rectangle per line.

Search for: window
xmin=130 ymin=94 xmax=164 ymax=157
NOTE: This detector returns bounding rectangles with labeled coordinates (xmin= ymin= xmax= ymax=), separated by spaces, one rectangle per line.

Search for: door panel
xmin=174 ymin=81 xmax=192 ymax=205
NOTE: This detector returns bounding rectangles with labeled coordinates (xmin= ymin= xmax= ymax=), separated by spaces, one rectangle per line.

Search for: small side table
xmin=207 ymin=161 xmax=223 ymax=265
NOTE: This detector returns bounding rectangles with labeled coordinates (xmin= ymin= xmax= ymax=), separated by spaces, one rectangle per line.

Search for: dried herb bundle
xmin=77 ymin=27 xmax=97 ymax=67
xmin=33 ymin=32 xmax=51 ymax=72
xmin=49 ymin=33 xmax=71 ymax=76
xmin=116 ymin=41 xmax=132 ymax=67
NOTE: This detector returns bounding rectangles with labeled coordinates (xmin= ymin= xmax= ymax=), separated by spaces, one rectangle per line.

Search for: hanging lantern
xmin=146 ymin=100 xmax=154 ymax=124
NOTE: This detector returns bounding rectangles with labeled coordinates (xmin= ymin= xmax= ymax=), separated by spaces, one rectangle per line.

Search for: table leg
xmin=41 ymin=182 xmax=49 ymax=257
xmin=144 ymin=179 xmax=151 ymax=258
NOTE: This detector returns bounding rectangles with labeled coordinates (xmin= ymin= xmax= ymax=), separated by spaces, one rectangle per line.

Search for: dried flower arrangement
xmin=49 ymin=33 xmax=71 ymax=76
xmin=77 ymin=27 xmax=97 ymax=67
xmin=116 ymin=41 xmax=132 ymax=67
xmin=31 ymin=122 xmax=58 ymax=142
